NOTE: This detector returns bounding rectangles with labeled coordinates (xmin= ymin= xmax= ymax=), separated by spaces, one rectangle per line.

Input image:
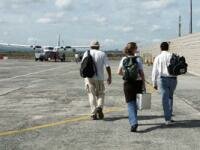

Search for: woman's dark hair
xmin=160 ymin=42 xmax=169 ymax=51
xmin=123 ymin=42 xmax=137 ymax=55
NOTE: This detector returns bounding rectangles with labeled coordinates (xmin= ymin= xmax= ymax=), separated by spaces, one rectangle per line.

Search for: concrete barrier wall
xmin=143 ymin=32 xmax=200 ymax=75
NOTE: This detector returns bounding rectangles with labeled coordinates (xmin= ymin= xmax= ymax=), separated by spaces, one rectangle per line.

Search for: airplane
xmin=0 ymin=35 xmax=89 ymax=62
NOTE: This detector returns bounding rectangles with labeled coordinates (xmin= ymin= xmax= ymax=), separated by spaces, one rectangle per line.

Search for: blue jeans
xmin=127 ymin=100 xmax=138 ymax=126
xmin=158 ymin=77 xmax=177 ymax=121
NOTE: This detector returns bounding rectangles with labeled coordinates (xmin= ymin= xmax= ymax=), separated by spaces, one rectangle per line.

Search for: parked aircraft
xmin=0 ymin=40 xmax=89 ymax=62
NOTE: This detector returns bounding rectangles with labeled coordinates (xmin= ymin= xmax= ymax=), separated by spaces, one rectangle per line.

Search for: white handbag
xmin=136 ymin=93 xmax=151 ymax=110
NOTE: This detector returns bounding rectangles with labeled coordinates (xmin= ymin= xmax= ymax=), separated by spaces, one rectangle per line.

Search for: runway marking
xmin=0 ymin=66 xmax=65 ymax=82
xmin=145 ymin=80 xmax=155 ymax=93
xmin=0 ymin=107 xmax=124 ymax=137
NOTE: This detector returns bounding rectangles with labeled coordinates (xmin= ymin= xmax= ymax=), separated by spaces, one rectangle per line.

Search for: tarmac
xmin=0 ymin=59 xmax=199 ymax=150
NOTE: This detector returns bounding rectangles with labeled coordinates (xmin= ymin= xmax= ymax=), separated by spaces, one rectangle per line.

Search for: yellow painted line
xmin=0 ymin=107 xmax=124 ymax=137
xmin=145 ymin=81 xmax=156 ymax=93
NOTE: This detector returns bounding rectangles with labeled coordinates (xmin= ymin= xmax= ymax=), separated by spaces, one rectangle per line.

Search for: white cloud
xmin=152 ymin=38 xmax=161 ymax=43
xmin=96 ymin=17 xmax=107 ymax=25
xmin=3 ymin=31 xmax=8 ymax=36
xmin=102 ymin=38 xmax=116 ymax=49
xmin=37 ymin=18 xmax=52 ymax=24
xmin=151 ymin=25 xmax=161 ymax=32
xmin=142 ymin=0 xmax=175 ymax=10
xmin=0 ymin=18 xmax=7 ymax=24
xmin=197 ymin=21 xmax=200 ymax=27
xmin=55 ymin=0 xmax=72 ymax=9
xmin=36 ymin=12 xmax=65 ymax=24
xmin=104 ymin=39 xmax=115 ymax=44
xmin=114 ymin=26 xmax=134 ymax=32
xmin=45 ymin=12 xmax=64 ymax=18
xmin=27 ymin=37 xmax=38 ymax=44
xmin=72 ymin=16 xmax=79 ymax=22
xmin=0 ymin=0 xmax=48 ymax=10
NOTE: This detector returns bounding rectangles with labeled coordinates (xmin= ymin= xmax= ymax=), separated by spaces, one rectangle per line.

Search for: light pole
xmin=189 ymin=0 xmax=193 ymax=34
xmin=179 ymin=15 xmax=182 ymax=37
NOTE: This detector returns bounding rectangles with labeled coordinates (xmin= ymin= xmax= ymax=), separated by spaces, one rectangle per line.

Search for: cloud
xmin=104 ymin=39 xmax=115 ymax=44
xmin=0 ymin=0 xmax=48 ymax=10
xmin=114 ymin=26 xmax=134 ymax=32
xmin=102 ymin=38 xmax=116 ymax=49
xmin=197 ymin=21 xmax=200 ymax=27
xmin=36 ymin=12 xmax=65 ymax=24
xmin=71 ymin=16 xmax=79 ymax=22
xmin=142 ymin=0 xmax=175 ymax=10
xmin=55 ymin=0 xmax=72 ymax=9
xmin=152 ymin=38 xmax=161 ymax=43
xmin=27 ymin=37 xmax=39 ymax=44
xmin=151 ymin=25 xmax=161 ymax=32
xmin=96 ymin=17 xmax=107 ymax=25
xmin=37 ymin=18 xmax=52 ymax=24
xmin=3 ymin=31 xmax=8 ymax=36
xmin=0 ymin=18 xmax=8 ymax=24
xmin=46 ymin=12 xmax=65 ymax=18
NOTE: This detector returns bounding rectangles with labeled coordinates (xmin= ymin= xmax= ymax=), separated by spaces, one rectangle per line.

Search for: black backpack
xmin=122 ymin=56 xmax=138 ymax=82
xmin=80 ymin=50 xmax=97 ymax=78
xmin=167 ymin=53 xmax=188 ymax=76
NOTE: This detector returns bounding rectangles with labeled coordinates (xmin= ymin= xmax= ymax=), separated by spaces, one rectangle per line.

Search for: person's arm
xmin=117 ymin=67 xmax=123 ymax=76
xmin=106 ymin=66 xmax=112 ymax=85
xmin=137 ymin=58 xmax=146 ymax=91
xmin=103 ymin=54 xmax=112 ymax=85
xmin=117 ymin=58 xmax=124 ymax=76
xmin=152 ymin=57 xmax=158 ymax=90
xmin=139 ymin=69 xmax=146 ymax=91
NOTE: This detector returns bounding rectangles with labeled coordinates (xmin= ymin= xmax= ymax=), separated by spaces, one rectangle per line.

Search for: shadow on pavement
xmin=137 ymin=120 xmax=200 ymax=133
xmin=103 ymin=115 xmax=163 ymax=122
xmin=103 ymin=116 xmax=128 ymax=121
xmin=138 ymin=115 xmax=163 ymax=120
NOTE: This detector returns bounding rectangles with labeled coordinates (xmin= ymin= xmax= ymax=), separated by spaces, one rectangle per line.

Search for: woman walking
xmin=117 ymin=42 xmax=145 ymax=132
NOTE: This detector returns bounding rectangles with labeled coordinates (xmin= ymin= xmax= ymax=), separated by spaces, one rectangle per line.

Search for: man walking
xmin=82 ymin=40 xmax=112 ymax=120
xmin=152 ymin=42 xmax=177 ymax=125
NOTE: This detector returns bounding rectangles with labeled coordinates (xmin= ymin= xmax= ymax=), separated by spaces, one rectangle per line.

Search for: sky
xmin=0 ymin=0 xmax=200 ymax=50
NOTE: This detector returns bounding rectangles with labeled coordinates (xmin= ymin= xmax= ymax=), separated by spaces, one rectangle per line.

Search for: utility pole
xmin=179 ymin=15 xmax=182 ymax=37
xmin=58 ymin=34 xmax=61 ymax=46
xmin=189 ymin=0 xmax=193 ymax=34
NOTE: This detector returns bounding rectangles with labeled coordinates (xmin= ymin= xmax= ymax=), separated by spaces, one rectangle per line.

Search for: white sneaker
xmin=165 ymin=121 xmax=172 ymax=125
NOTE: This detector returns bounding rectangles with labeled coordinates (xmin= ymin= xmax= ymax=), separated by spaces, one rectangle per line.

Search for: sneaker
xmin=91 ymin=114 xmax=97 ymax=120
xmin=170 ymin=119 xmax=175 ymax=122
xmin=96 ymin=107 xmax=104 ymax=119
xmin=165 ymin=121 xmax=173 ymax=125
xmin=131 ymin=124 xmax=138 ymax=132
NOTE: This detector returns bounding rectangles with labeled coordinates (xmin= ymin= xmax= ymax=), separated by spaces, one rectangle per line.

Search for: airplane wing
xmin=0 ymin=43 xmax=32 ymax=47
xmin=65 ymin=46 xmax=89 ymax=48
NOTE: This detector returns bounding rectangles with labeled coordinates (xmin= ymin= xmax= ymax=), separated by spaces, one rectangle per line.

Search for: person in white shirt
xmin=82 ymin=40 xmax=112 ymax=120
xmin=152 ymin=42 xmax=177 ymax=125
xmin=117 ymin=42 xmax=145 ymax=132
xmin=75 ymin=53 xmax=80 ymax=63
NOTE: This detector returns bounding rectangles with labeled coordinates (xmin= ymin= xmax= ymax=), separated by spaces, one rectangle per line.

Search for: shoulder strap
xmin=131 ymin=56 xmax=138 ymax=64
xmin=87 ymin=50 xmax=90 ymax=56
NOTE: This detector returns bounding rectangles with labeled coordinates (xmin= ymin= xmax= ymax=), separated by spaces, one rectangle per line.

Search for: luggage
xmin=137 ymin=93 xmax=151 ymax=110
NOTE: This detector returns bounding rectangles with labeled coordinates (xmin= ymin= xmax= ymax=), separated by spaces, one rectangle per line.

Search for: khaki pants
xmin=85 ymin=78 xmax=105 ymax=115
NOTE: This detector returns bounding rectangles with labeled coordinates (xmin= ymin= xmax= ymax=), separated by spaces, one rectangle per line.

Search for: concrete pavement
xmin=0 ymin=59 xmax=199 ymax=150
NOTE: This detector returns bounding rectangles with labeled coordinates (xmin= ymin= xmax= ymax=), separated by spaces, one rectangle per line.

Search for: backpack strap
xmin=87 ymin=50 xmax=90 ymax=56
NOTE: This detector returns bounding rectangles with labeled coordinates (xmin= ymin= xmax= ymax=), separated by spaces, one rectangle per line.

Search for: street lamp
xmin=179 ymin=15 xmax=182 ymax=37
xmin=189 ymin=0 xmax=193 ymax=34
